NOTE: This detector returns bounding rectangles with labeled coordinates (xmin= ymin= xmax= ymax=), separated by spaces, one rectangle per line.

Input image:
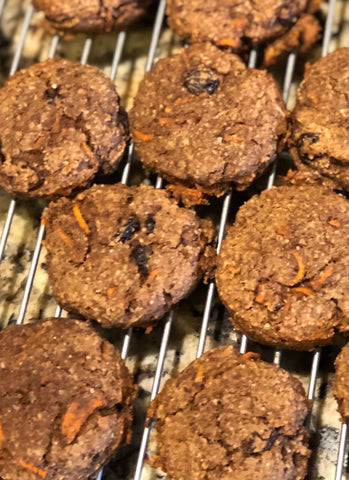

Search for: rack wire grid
xmin=0 ymin=0 xmax=348 ymax=479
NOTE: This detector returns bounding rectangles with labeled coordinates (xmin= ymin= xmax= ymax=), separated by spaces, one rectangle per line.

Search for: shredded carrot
xmin=73 ymin=204 xmax=90 ymax=234
xmin=158 ymin=117 xmax=172 ymax=125
xmin=145 ymin=325 xmax=154 ymax=334
xmin=232 ymin=17 xmax=248 ymax=28
xmin=147 ymin=270 xmax=159 ymax=282
xmin=216 ymin=38 xmax=240 ymax=48
xmin=41 ymin=218 xmax=46 ymax=226
xmin=277 ymin=227 xmax=287 ymax=236
xmin=146 ymin=454 xmax=161 ymax=468
xmin=255 ymin=294 xmax=265 ymax=304
xmin=62 ymin=397 xmax=105 ymax=443
xmin=51 ymin=114 xmax=60 ymax=133
xmin=133 ymin=130 xmax=154 ymax=141
xmin=329 ymin=219 xmax=341 ymax=228
xmin=194 ymin=365 xmax=204 ymax=382
xmin=164 ymin=106 xmax=172 ymax=113
xmin=293 ymin=287 xmax=313 ymax=296
xmin=82 ymin=142 xmax=94 ymax=158
xmin=223 ymin=133 xmax=243 ymax=143
xmin=107 ymin=287 xmax=115 ymax=298
xmin=311 ymin=264 xmax=334 ymax=288
xmin=77 ymin=88 xmax=87 ymax=95
xmin=41 ymin=240 xmax=46 ymax=247
xmin=57 ymin=228 xmax=73 ymax=248
xmin=290 ymin=250 xmax=306 ymax=284
xmin=32 ymin=136 xmax=45 ymax=149
xmin=0 ymin=424 xmax=4 ymax=444
xmin=307 ymin=91 xmax=318 ymax=104
xmin=19 ymin=461 xmax=46 ymax=478
xmin=242 ymin=352 xmax=260 ymax=361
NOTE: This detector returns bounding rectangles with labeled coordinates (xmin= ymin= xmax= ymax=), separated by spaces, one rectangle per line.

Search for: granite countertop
xmin=1 ymin=1 xmax=349 ymax=479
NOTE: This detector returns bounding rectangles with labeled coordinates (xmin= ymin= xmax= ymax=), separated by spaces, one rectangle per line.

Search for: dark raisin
xmin=118 ymin=217 xmax=140 ymax=243
xmin=145 ymin=214 xmax=156 ymax=234
xmin=296 ymin=132 xmax=320 ymax=151
xmin=44 ymin=85 xmax=61 ymax=101
xmin=183 ymin=68 xmax=220 ymax=96
xmin=131 ymin=244 xmax=152 ymax=278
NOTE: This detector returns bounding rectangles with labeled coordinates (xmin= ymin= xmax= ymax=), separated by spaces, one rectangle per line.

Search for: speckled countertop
xmin=1 ymin=1 xmax=349 ymax=479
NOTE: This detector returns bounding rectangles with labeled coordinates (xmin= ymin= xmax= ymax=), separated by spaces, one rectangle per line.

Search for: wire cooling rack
xmin=0 ymin=1 xmax=348 ymax=479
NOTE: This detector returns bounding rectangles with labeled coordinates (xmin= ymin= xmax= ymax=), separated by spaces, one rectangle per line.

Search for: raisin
xmin=118 ymin=217 xmax=140 ymax=243
xmin=183 ymin=68 xmax=220 ymax=96
xmin=296 ymin=132 xmax=319 ymax=151
xmin=145 ymin=214 xmax=155 ymax=234
xmin=131 ymin=244 xmax=152 ymax=278
xmin=44 ymin=85 xmax=61 ymax=101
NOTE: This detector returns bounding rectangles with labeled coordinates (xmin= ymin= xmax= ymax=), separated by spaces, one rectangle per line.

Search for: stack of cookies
xmin=2 ymin=1 xmax=349 ymax=479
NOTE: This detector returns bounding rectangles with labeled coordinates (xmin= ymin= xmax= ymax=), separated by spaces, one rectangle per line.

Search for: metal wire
xmin=335 ymin=423 xmax=348 ymax=480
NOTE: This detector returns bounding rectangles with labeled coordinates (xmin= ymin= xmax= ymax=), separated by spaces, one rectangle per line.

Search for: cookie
xmin=289 ymin=48 xmax=349 ymax=192
xmin=333 ymin=343 xmax=349 ymax=423
xmin=43 ymin=183 xmax=215 ymax=329
xmin=33 ymin=0 xmax=153 ymax=34
xmin=148 ymin=346 xmax=311 ymax=480
xmin=216 ymin=185 xmax=349 ymax=351
xmin=129 ymin=43 xmax=287 ymax=198
xmin=0 ymin=318 xmax=137 ymax=480
xmin=166 ymin=0 xmax=321 ymax=65
xmin=0 ymin=58 xmax=127 ymax=198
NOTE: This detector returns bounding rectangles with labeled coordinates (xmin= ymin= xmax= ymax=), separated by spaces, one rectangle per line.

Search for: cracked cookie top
xmin=216 ymin=185 xmax=349 ymax=351
xmin=289 ymin=48 xmax=349 ymax=191
xmin=43 ymin=183 xmax=215 ymax=328
xmin=129 ymin=43 xmax=287 ymax=198
xmin=0 ymin=58 xmax=127 ymax=198
xmin=0 ymin=317 xmax=136 ymax=480
xmin=148 ymin=346 xmax=311 ymax=480
xmin=33 ymin=0 xmax=154 ymax=34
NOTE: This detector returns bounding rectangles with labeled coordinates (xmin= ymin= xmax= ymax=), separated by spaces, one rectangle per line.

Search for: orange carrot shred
xmin=41 ymin=218 xmax=46 ymax=226
xmin=51 ymin=115 xmax=60 ymax=133
xmin=41 ymin=240 xmax=46 ymax=247
xmin=232 ymin=17 xmax=248 ymax=28
xmin=82 ymin=142 xmax=94 ymax=158
xmin=61 ymin=397 xmax=105 ymax=443
xmin=223 ymin=133 xmax=243 ymax=143
xmin=307 ymin=91 xmax=318 ymax=104
xmin=73 ymin=204 xmax=90 ymax=234
xmin=255 ymin=294 xmax=265 ymax=304
xmin=311 ymin=264 xmax=334 ymax=288
xmin=164 ymin=106 xmax=172 ymax=113
xmin=159 ymin=117 xmax=172 ymax=125
xmin=145 ymin=325 xmax=154 ymax=334
xmin=0 ymin=424 xmax=4 ymax=444
xmin=194 ymin=365 xmax=204 ymax=382
xmin=107 ymin=287 xmax=115 ymax=298
xmin=216 ymin=38 xmax=240 ymax=48
xmin=242 ymin=352 xmax=260 ymax=360
xmin=19 ymin=461 xmax=46 ymax=478
xmin=329 ymin=219 xmax=341 ymax=228
xmin=57 ymin=228 xmax=73 ymax=248
xmin=290 ymin=250 xmax=306 ymax=284
xmin=32 ymin=136 xmax=45 ymax=149
xmin=147 ymin=270 xmax=159 ymax=282
xmin=133 ymin=130 xmax=154 ymax=141
xmin=293 ymin=287 xmax=313 ymax=296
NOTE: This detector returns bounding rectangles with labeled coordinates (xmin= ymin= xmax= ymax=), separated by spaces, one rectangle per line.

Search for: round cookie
xmin=43 ymin=183 xmax=215 ymax=328
xmin=33 ymin=0 xmax=153 ymax=34
xmin=289 ymin=48 xmax=349 ymax=191
xmin=129 ymin=43 xmax=287 ymax=198
xmin=0 ymin=318 xmax=137 ymax=480
xmin=166 ymin=0 xmax=321 ymax=65
xmin=216 ymin=185 xmax=349 ymax=351
xmin=0 ymin=58 xmax=127 ymax=198
xmin=148 ymin=346 xmax=311 ymax=480
xmin=333 ymin=343 xmax=349 ymax=423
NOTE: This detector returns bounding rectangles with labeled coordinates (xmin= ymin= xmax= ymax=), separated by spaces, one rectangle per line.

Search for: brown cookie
xmin=333 ymin=343 xmax=349 ymax=424
xmin=289 ymin=48 xmax=349 ymax=191
xmin=129 ymin=43 xmax=287 ymax=198
xmin=166 ymin=0 xmax=321 ymax=65
xmin=0 ymin=58 xmax=127 ymax=198
xmin=43 ymin=183 xmax=215 ymax=329
xmin=148 ymin=346 xmax=311 ymax=480
xmin=216 ymin=185 xmax=349 ymax=351
xmin=33 ymin=0 xmax=153 ymax=34
xmin=0 ymin=318 xmax=137 ymax=480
